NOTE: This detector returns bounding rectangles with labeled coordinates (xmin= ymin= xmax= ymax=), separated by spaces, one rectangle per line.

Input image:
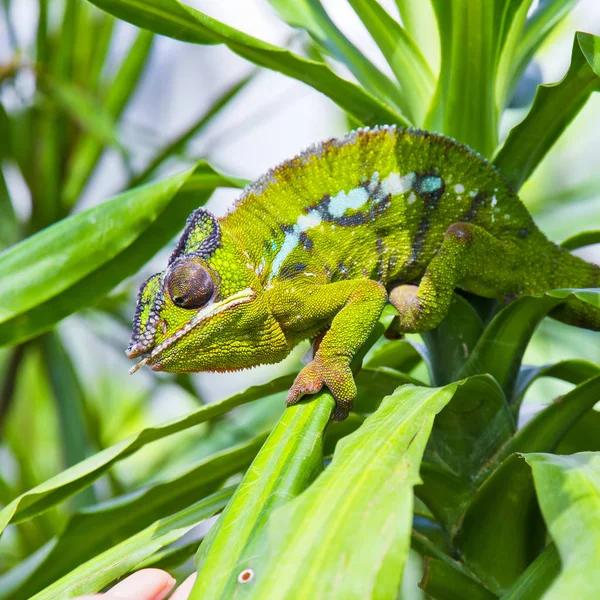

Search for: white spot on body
xmin=385 ymin=172 xmax=415 ymax=195
xmin=408 ymin=192 xmax=417 ymax=205
xmin=454 ymin=184 xmax=465 ymax=194
xmin=491 ymin=195 xmax=498 ymax=208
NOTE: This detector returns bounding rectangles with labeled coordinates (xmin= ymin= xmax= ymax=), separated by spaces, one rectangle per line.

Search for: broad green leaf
xmin=422 ymin=294 xmax=484 ymax=386
xmin=191 ymin=393 xmax=336 ymax=599
xmin=61 ymin=29 xmax=154 ymax=210
xmin=458 ymin=289 xmax=600 ymax=403
xmin=501 ymin=543 xmax=560 ymax=600
xmin=394 ymin=0 xmax=440 ymax=75
xmin=354 ymin=366 xmax=423 ymax=414
xmin=0 ymin=374 xmax=294 ymax=534
xmin=497 ymin=375 xmax=600 ymax=466
xmin=455 ymin=454 xmax=545 ymax=594
xmin=3 ymin=436 xmax=265 ymax=600
xmin=525 ymin=453 xmax=600 ymax=600
xmin=210 ymin=383 xmax=462 ymax=600
xmin=346 ymin=0 xmax=435 ymax=123
xmin=560 ymin=229 xmax=600 ymax=250
xmin=425 ymin=0 xmax=530 ymax=157
xmin=0 ymin=162 xmax=242 ymax=346
xmin=494 ymin=32 xmax=600 ymax=190
xmin=29 ymin=487 xmax=234 ymax=600
xmin=418 ymin=375 xmax=513 ymax=529
xmin=420 ymin=557 xmax=497 ymax=600
xmin=266 ymin=0 xmax=408 ymax=117
xmin=86 ymin=0 xmax=407 ymax=128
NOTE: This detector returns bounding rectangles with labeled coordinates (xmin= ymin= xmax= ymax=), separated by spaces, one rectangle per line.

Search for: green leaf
xmin=86 ymin=0 xmax=407 ymax=128
xmin=514 ymin=359 xmax=600 ymax=409
xmin=41 ymin=331 xmax=97 ymax=508
xmin=494 ymin=32 xmax=600 ymax=190
xmin=425 ymin=0 xmax=530 ymax=157
xmin=199 ymin=383 xmax=462 ymax=600
xmin=29 ymin=487 xmax=234 ymax=600
xmin=418 ymin=375 xmax=514 ymax=529
xmin=560 ymin=229 xmax=600 ymax=250
xmin=501 ymin=543 xmax=560 ymax=600
xmin=497 ymin=375 xmax=600 ymax=465
xmin=455 ymin=454 xmax=545 ymax=594
xmin=0 ymin=374 xmax=294 ymax=535
xmin=346 ymin=0 xmax=435 ymax=124
xmin=0 ymin=162 xmax=241 ymax=347
xmin=510 ymin=0 xmax=579 ymax=98
xmin=556 ymin=409 xmax=600 ymax=454
xmin=422 ymin=294 xmax=484 ymax=386
xmin=0 ymin=166 xmax=19 ymax=250
xmin=266 ymin=0 xmax=409 ymax=117
xmin=3 ymin=436 xmax=264 ymax=600
xmin=420 ymin=557 xmax=497 ymax=600
xmin=364 ymin=339 xmax=422 ymax=373
xmin=41 ymin=77 xmax=122 ymax=149
xmin=61 ymin=29 xmax=154 ymax=210
xmin=524 ymin=453 xmax=600 ymax=600
xmin=191 ymin=394 xmax=335 ymax=599
xmin=458 ymin=289 xmax=600 ymax=403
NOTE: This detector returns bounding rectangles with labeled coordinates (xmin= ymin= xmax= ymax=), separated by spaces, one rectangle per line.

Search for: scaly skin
xmin=127 ymin=126 xmax=600 ymax=420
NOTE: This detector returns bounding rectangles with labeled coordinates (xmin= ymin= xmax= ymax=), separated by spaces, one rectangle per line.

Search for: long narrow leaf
xmin=86 ymin=0 xmax=407 ymax=128
xmin=191 ymin=393 xmax=335 ymax=599
xmin=425 ymin=0 xmax=530 ymax=157
xmin=494 ymin=32 xmax=600 ymax=190
xmin=348 ymin=0 xmax=435 ymax=124
xmin=267 ymin=0 xmax=408 ymax=117
xmin=30 ymin=487 xmax=234 ymax=600
xmin=61 ymin=29 xmax=154 ymax=210
xmin=0 ymin=374 xmax=294 ymax=534
xmin=4 ymin=436 xmax=265 ymax=600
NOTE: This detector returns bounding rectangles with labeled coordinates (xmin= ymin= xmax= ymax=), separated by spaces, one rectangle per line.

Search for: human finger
xmin=169 ymin=573 xmax=197 ymax=600
xmin=104 ymin=569 xmax=176 ymax=600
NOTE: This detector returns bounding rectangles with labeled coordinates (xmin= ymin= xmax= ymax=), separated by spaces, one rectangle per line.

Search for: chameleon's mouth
xmin=126 ymin=287 xmax=256 ymax=374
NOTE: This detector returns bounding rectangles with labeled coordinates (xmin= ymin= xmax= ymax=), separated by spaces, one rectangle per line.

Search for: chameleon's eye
xmin=166 ymin=260 xmax=215 ymax=309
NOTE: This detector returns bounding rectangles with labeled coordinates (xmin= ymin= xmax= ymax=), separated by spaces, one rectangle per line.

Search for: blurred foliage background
xmin=0 ymin=0 xmax=599 ymax=597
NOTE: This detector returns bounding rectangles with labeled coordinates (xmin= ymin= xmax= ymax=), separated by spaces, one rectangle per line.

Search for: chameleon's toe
xmin=286 ymin=358 xmax=356 ymax=421
xmin=286 ymin=361 xmax=324 ymax=406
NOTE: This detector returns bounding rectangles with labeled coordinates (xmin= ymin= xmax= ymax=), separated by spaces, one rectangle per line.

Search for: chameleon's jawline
xmin=127 ymin=288 xmax=256 ymax=374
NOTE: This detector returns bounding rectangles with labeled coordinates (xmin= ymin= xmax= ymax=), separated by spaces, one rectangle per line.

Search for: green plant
xmin=0 ymin=1 xmax=599 ymax=599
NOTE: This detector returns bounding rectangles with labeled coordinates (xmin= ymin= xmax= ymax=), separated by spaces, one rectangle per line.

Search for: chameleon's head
xmin=126 ymin=208 xmax=287 ymax=374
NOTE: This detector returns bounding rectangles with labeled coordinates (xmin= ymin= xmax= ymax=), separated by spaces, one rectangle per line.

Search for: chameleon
xmin=127 ymin=125 xmax=600 ymax=421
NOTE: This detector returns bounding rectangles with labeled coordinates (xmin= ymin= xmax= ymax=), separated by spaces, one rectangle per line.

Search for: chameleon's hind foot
xmin=287 ymin=358 xmax=355 ymax=421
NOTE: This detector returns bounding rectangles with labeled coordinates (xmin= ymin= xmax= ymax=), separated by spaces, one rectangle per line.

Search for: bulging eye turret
xmin=166 ymin=260 xmax=215 ymax=309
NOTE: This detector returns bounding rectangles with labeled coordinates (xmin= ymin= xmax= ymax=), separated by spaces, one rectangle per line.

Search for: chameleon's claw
xmin=287 ymin=358 xmax=356 ymax=421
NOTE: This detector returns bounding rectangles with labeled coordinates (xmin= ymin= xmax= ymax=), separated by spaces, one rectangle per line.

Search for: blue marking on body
xmin=268 ymin=170 xmax=415 ymax=283
xmin=420 ymin=176 xmax=443 ymax=193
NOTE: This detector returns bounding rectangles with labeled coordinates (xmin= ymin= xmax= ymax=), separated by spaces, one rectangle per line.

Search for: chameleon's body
xmin=127 ymin=126 xmax=600 ymax=420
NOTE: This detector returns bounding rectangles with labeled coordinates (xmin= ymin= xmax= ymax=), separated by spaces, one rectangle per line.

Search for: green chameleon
xmin=127 ymin=126 xmax=600 ymax=420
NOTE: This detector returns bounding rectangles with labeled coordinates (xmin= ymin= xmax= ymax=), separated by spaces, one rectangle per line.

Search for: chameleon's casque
xmin=128 ymin=126 xmax=600 ymax=420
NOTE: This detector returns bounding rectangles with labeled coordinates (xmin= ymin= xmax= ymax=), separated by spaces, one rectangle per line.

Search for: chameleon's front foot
xmin=287 ymin=357 xmax=355 ymax=421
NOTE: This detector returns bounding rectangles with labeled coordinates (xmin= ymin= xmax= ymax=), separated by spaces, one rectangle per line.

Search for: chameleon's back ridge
xmin=128 ymin=126 xmax=600 ymax=420
xmin=223 ymin=125 xmax=538 ymax=290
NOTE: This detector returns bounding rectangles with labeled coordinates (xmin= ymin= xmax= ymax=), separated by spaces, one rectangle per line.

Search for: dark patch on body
xmin=408 ymin=171 xmax=446 ymax=265
xmin=299 ymin=232 xmax=314 ymax=251
xmin=279 ymin=262 xmax=308 ymax=280
xmin=464 ymin=192 xmax=487 ymax=222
